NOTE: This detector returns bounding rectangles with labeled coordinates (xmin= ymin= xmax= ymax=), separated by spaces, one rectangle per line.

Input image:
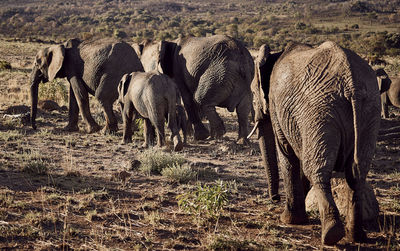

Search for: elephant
xmin=250 ymin=41 xmax=381 ymax=245
xmin=30 ymin=37 xmax=144 ymax=133
xmin=134 ymin=35 xmax=254 ymax=143
xmin=376 ymin=69 xmax=399 ymax=118
xmin=117 ymin=71 xmax=183 ymax=152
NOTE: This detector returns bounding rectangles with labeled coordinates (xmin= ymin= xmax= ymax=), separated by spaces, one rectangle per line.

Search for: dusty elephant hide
xmin=305 ymin=175 xmax=379 ymax=222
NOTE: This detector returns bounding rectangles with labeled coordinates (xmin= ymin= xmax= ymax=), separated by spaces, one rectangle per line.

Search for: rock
xmin=4 ymin=105 xmax=29 ymax=114
xmin=112 ymin=171 xmax=131 ymax=182
xmin=38 ymin=100 xmax=60 ymax=111
xmin=129 ymin=159 xmax=141 ymax=171
xmin=305 ymin=176 xmax=379 ymax=222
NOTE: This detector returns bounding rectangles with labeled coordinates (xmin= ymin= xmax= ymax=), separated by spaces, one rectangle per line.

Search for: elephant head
xmin=249 ymin=45 xmax=283 ymax=202
xmin=30 ymin=44 xmax=65 ymax=129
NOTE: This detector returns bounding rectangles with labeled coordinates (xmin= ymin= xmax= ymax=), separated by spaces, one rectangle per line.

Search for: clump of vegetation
xmin=207 ymin=234 xmax=264 ymax=250
xmin=177 ymin=181 xmax=229 ymax=219
xmin=38 ymin=79 xmax=68 ymax=105
xmin=138 ymin=149 xmax=185 ymax=175
xmin=0 ymin=130 xmax=23 ymax=142
xmin=161 ymin=163 xmax=196 ymax=183
xmin=0 ymin=60 xmax=11 ymax=70
xmin=22 ymin=160 xmax=50 ymax=175
xmin=0 ymin=191 xmax=14 ymax=207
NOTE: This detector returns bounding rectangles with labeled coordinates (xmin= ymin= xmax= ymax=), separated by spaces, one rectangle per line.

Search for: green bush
xmin=38 ymin=79 xmax=68 ymax=105
xmin=161 ymin=163 xmax=196 ymax=183
xmin=138 ymin=149 xmax=185 ymax=175
xmin=177 ymin=181 xmax=229 ymax=219
xmin=22 ymin=160 xmax=49 ymax=175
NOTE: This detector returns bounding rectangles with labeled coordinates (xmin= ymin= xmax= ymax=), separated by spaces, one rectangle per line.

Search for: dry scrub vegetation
xmin=0 ymin=0 xmax=400 ymax=250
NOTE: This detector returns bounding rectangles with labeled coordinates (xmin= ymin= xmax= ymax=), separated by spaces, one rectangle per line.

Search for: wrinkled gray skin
xmin=377 ymin=68 xmax=399 ymax=118
xmin=118 ymin=71 xmax=183 ymax=152
xmin=134 ymin=35 xmax=254 ymax=143
xmin=30 ymin=38 xmax=144 ymax=133
xmin=252 ymin=42 xmax=380 ymax=245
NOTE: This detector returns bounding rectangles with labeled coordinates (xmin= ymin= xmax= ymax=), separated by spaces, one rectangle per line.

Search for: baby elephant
xmin=117 ymin=71 xmax=183 ymax=151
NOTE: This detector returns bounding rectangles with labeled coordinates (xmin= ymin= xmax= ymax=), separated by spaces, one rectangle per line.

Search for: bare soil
xmin=0 ymin=40 xmax=399 ymax=250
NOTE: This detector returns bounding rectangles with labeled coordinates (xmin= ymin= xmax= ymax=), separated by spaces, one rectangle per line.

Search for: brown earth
xmin=0 ymin=40 xmax=399 ymax=250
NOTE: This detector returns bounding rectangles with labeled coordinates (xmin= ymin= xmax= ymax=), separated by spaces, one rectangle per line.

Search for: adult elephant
xmin=30 ymin=38 xmax=144 ymax=133
xmin=377 ymin=69 xmax=399 ymax=118
xmin=134 ymin=35 xmax=254 ymax=142
xmin=251 ymin=42 xmax=380 ymax=245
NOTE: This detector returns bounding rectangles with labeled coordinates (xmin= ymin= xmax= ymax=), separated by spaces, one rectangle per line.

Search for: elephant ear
xmin=252 ymin=45 xmax=283 ymax=118
xmin=47 ymin=45 xmax=65 ymax=81
xmin=118 ymin=73 xmax=132 ymax=97
xmin=376 ymin=68 xmax=391 ymax=93
xmin=132 ymin=43 xmax=144 ymax=58
xmin=256 ymin=44 xmax=271 ymax=67
xmin=159 ymin=41 xmax=176 ymax=77
xmin=253 ymin=45 xmax=271 ymax=117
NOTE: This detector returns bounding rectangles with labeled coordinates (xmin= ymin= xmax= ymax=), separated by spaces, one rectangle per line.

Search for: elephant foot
xmin=86 ymin=123 xmax=102 ymax=133
xmin=346 ymin=227 xmax=367 ymax=243
xmin=64 ymin=123 xmax=79 ymax=132
xmin=322 ymin=219 xmax=345 ymax=245
xmin=270 ymin=194 xmax=281 ymax=203
xmin=237 ymin=137 xmax=250 ymax=145
xmin=173 ymin=136 xmax=183 ymax=152
xmin=102 ymin=123 xmax=118 ymax=135
xmin=121 ymin=137 xmax=132 ymax=144
xmin=280 ymin=208 xmax=308 ymax=225
xmin=193 ymin=124 xmax=209 ymax=140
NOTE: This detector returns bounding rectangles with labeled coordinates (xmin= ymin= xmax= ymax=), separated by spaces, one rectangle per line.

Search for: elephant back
xmin=78 ymin=38 xmax=144 ymax=94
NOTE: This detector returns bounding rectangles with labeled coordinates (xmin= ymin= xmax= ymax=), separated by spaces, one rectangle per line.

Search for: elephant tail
xmin=345 ymin=94 xmax=364 ymax=191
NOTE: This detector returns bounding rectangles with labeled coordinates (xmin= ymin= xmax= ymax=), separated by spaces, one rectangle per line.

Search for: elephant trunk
xmin=30 ymin=67 xmax=43 ymax=130
xmin=258 ymin=115 xmax=280 ymax=202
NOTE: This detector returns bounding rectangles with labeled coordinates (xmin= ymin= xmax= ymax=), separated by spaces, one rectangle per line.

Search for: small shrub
xmin=138 ymin=149 xmax=185 ymax=175
xmin=22 ymin=160 xmax=49 ymax=175
xmin=38 ymin=79 xmax=68 ymax=105
xmin=0 ymin=192 xmax=14 ymax=207
xmin=161 ymin=163 xmax=196 ymax=183
xmin=177 ymin=181 xmax=229 ymax=219
xmin=0 ymin=60 xmax=11 ymax=70
xmin=0 ymin=130 xmax=23 ymax=142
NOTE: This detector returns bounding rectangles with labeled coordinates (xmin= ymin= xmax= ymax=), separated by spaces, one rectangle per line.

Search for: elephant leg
xmin=69 ymin=76 xmax=101 ymax=133
xmin=236 ymin=93 xmax=251 ymax=144
xmin=152 ymin=115 xmax=165 ymax=148
xmin=381 ymin=93 xmax=389 ymax=118
xmin=303 ymin=150 xmax=345 ymax=245
xmin=121 ymin=103 xmax=135 ymax=144
xmin=202 ymin=105 xmax=225 ymax=139
xmin=178 ymin=82 xmax=209 ymax=140
xmin=99 ymin=100 xmax=118 ymax=135
xmin=64 ymin=85 xmax=79 ymax=132
xmin=167 ymin=110 xmax=183 ymax=152
xmin=311 ymin=180 xmax=345 ymax=245
xmin=345 ymin=157 xmax=369 ymax=243
xmin=276 ymin=138 xmax=308 ymax=225
xmin=143 ymin=118 xmax=155 ymax=148
xmin=95 ymin=78 xmax=118 ymax=134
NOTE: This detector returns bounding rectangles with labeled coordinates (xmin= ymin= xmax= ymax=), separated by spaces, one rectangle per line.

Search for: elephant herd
xmin=29 ymin=35 xmax=399 ymax=245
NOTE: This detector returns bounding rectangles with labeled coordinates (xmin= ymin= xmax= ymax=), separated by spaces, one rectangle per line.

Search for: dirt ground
xmin=0 ymin=40 xmax=399 ymax=250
